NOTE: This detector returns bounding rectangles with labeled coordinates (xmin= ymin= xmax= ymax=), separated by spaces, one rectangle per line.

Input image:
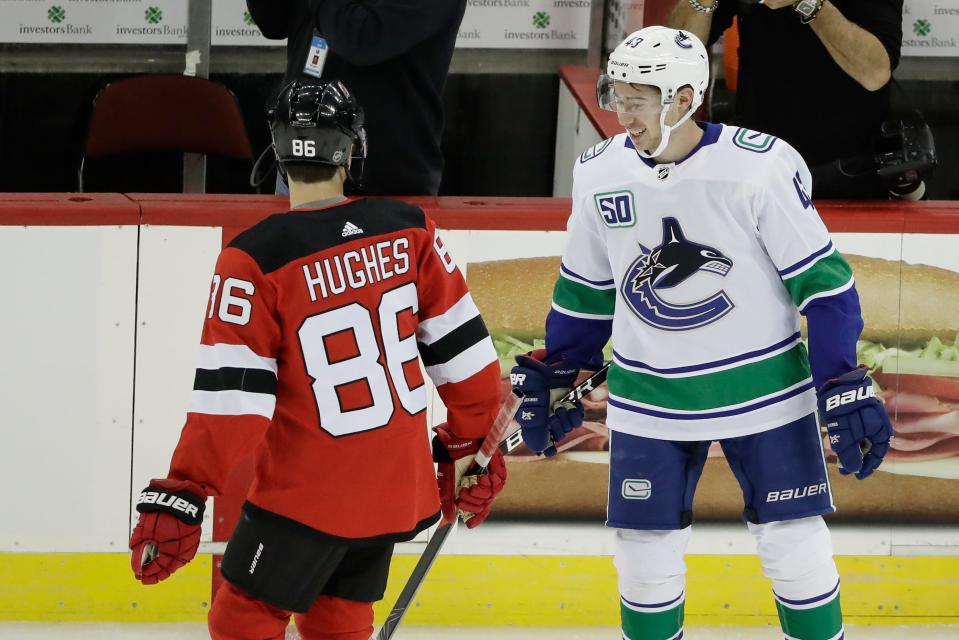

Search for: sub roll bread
xmin=467 ymin=255 xmax=959 ymax=523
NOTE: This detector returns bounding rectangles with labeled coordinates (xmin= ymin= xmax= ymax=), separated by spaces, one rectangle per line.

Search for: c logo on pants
xmin=622 ymin=479 xmax=652 ymax=500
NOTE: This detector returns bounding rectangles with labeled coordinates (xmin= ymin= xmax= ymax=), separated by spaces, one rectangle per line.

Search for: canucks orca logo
xmin=622 ymin=218 xmax=734 ymax=331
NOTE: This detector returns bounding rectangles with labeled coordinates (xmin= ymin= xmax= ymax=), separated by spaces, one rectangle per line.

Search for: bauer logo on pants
xmin=249 ymin=542 xmax=264 ymax=575
xmin=622 ymin=479 xmax=652 ymax=500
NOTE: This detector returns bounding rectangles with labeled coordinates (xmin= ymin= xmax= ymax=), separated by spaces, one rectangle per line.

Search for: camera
xmin=808 ymin=115 xmax=937 ymax=200
xmin=873 ymin=117 xmax=938 ymax=194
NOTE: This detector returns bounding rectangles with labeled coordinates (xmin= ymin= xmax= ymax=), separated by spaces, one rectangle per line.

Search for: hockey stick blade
xmin=373 ymin=362 xmax=610 ymax=640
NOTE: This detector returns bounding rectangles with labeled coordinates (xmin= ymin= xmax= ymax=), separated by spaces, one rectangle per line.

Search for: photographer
xmin=667 ymin=0 xmax=920 ymax=199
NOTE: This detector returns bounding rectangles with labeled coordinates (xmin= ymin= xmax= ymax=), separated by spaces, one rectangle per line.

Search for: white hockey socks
xmin=750 ymin=516 xmax=844 ymax=640
xmin=614 ymin=528 xmax=689 ymax=640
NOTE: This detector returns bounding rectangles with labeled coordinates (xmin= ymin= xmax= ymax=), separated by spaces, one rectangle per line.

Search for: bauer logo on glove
xmin=136 ymin=489 xmax=202 ymax=523
xmin=129 ymin=478 xmax=206 ymax=585
xmin=817 ymin=367 xmax=894 ymax=480
xmin=510 ymin=350 xmax=585 ymax=458
xmin=509 ymin=372 xmax=527 ymax=386
xmin=824 ymin=384 xmax=876 ymax=412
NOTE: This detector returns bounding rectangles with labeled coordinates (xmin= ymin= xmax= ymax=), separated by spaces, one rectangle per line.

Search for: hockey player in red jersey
xmin=128 ymin=79 xmax=507 ymax=640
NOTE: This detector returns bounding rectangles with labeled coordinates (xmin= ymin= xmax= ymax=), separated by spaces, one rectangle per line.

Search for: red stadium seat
xmin=79 ymin=74 xmax=253 ymax=192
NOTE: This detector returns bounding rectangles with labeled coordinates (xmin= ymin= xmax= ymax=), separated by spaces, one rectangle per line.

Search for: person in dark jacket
xmin=247 ymin=0 xmax=466 ymax=196
xmin=668 ymin=0 xmax=906 ymax=199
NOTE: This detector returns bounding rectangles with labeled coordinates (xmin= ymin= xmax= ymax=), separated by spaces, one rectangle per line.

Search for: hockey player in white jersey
xmin=511 ymin=26 xmax=894 ymax=640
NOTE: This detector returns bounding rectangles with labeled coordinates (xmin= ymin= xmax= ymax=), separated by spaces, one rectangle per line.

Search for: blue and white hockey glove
xmin=510 ymin=350 xmax=584 ymax=458
xmin=817 ymin=367 xmax=894 ymax=480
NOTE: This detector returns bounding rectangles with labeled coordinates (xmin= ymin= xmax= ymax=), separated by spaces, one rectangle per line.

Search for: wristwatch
xmin=795 ymin=0 xmax=825 ymax=24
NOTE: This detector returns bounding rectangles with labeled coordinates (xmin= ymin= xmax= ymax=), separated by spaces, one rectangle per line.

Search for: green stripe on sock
xmin=621 ymin=599 xmax=684 ymax=640
xmin=776 ymin=594 xmax=843 ymax=640
xmin=781 ymin=251 xmax=853 ymax=308
xmin=553 ymin=275 xmax=616 ymax=316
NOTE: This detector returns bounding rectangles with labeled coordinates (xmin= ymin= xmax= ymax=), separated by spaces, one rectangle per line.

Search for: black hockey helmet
xmin=267 ymin=79 xmax=367 ymax=185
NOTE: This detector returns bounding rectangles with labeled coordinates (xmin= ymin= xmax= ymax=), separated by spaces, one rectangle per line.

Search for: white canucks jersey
xmin=551 ymin=123 xmax=854 ymax=440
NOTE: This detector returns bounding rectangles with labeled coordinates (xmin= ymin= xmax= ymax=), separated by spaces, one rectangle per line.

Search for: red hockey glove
xmin=432 ymin=425 xmax=507 ymax=529
xmin=129 ymin=478 xmax=205 ymax=584
xmin=456 ymin=446 xmax=507 ymax=529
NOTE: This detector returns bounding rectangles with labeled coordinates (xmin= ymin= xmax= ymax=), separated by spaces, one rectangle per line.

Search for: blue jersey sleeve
xmin=804 ymin=285 xmax=863 ymax=390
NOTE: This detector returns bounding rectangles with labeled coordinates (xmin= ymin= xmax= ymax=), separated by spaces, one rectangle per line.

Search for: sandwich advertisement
xmin=463 ymin=231 xmax=959 ymax=524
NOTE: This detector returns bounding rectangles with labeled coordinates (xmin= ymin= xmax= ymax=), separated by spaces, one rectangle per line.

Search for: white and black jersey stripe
xmin=417 ymin=293 xmax=496 ymax=386
xmin=188 ymin=343 xmax=278 ymax=418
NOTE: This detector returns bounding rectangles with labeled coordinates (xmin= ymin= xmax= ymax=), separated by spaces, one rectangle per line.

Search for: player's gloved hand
xmin=432 ymin=425 xmax=507 ymax=528
xmin=129 ymin=478 xmax=205 ymax=584
xmin=510 ymin=350 xmax=584 ymax=457
xmin=817 ymin=367 xmax=894 ymax=480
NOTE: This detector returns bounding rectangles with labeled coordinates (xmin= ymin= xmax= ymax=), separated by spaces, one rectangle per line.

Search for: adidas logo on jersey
xmin=341 ymin=221 xmax=364 ymax=237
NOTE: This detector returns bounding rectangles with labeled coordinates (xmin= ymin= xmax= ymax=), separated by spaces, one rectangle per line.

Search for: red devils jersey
xmin=167 ymin=198 xmax=500 ymax=542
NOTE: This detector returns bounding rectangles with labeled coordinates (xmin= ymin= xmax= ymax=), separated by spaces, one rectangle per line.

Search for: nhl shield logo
xmin=621 ymin=218 xmax=734 ymax=331
xmin=657 ymin=166 xmax=670 ymax=180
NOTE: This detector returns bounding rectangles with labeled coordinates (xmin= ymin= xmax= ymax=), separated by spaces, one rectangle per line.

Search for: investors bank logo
xmin=19 ymin=4 xmax=91 ymax=36
xmin=504 ymin=11 xmax=576 ymax=43
xmin=145 ymin=6 xmax=163 ymax=25
xmin=902 ymin=15 xmax=956 ymax=51
xmin=116 ymin=4 xmax=186 ymax=38
xmin=47 ymin=5 xmax=65 ymax=24
xmin=215 ymin=10 xmax=264 ymax=38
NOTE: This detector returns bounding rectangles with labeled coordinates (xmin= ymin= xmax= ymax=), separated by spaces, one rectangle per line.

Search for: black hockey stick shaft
xmin=375 ymin=521 xmax=453 ymax=640
xmin=372 ymin=389 xmax=521 ymax=640
xmin=373 ymin=362 xmax=610 ymax=640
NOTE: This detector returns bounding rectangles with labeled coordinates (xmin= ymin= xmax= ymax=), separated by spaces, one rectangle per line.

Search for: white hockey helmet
xmin=598 ymin=26 xmax=709 ymax=158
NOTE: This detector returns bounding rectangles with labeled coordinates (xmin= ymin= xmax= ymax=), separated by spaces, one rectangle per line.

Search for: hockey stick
xmin=374 ymin=363 xmax=611 ymax=640
xmin=373 ymin=389 xmax=522 ymax=640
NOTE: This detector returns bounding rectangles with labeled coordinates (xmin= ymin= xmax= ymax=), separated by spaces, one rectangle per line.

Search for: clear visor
xmin=596 ymin=74 xmax=664 ymax=115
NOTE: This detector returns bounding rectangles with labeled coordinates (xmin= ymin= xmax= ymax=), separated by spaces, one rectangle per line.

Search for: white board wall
xmin=130 ymin=226 xmax=222 ymax=540
xmin=0 ymin=226 xmax=137 ymax=552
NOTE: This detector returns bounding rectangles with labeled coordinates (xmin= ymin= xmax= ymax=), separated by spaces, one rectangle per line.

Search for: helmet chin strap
xmin=634 ymin=97 xmax=696 ymax=160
